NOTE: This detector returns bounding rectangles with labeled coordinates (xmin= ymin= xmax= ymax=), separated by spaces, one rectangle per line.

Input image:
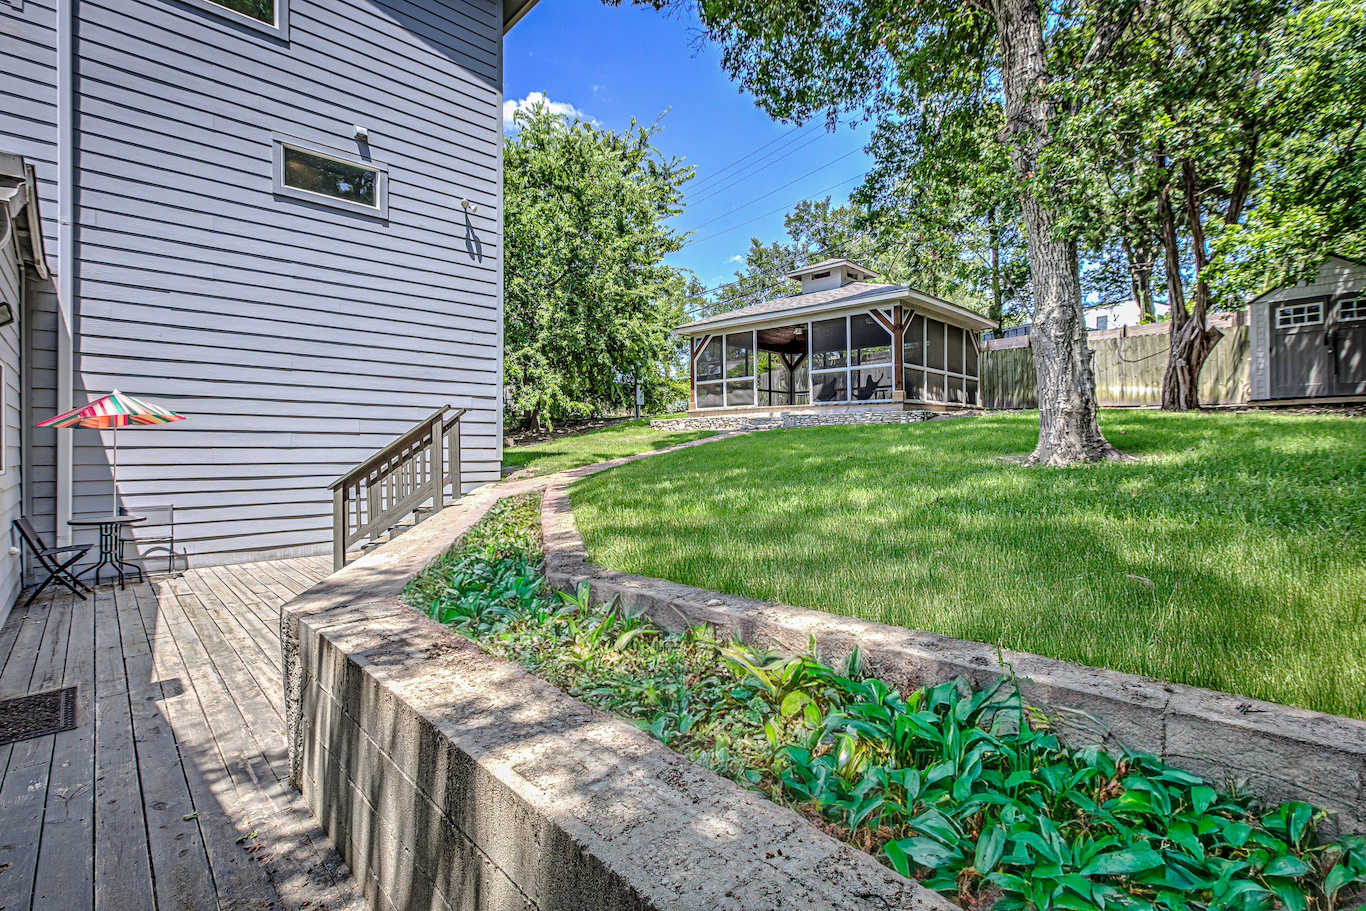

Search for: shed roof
xmin=678 ymin=281 xmax=998 ymax=335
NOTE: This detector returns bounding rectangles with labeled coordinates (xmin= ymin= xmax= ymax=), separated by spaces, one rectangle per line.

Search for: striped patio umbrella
xmin=37 ymin=391 xmax=186 ymax=514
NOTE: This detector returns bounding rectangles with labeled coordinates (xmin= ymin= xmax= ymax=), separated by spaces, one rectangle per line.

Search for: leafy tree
xmin=503 ymin=103 xmax=693 ymax=428
xmin=616 ymin=0 xmax=1125 ymax=463
xmin=1210 ymin=0 xmax=1366 ymax=296
xmin=858 ymin=106 xmax=1032 ymax=328
xmin=702 ymin=188 xmax=1028 ymax=332
xmin=1053 ymin=0 xmax=1289 ymax=410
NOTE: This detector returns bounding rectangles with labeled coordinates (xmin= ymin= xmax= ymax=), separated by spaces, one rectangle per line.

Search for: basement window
xmin=272 ymin=137 xmax=388 ymax=218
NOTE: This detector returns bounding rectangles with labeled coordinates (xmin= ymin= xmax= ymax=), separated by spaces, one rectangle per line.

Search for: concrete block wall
xmin=280 ymin=486 xmax=960 ymax=911
xmin=541 ymin=484 xmax=1366 ymax=836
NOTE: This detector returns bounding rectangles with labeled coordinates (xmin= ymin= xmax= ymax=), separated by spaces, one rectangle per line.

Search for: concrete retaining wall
xmin=543 ymin=484 xmax=1366 ymax=836
xmin=280 ymin=479 xmax=959 ymax=911
xmin=652 ymin=409 xmax=943 ymax=433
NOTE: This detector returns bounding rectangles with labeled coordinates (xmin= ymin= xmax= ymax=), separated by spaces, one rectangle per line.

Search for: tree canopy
xmin=503 ymin=103 xmax=693 ymax=428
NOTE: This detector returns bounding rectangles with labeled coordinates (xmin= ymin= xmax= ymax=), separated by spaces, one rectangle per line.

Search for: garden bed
xmin=409 ymin=493 xmax=1366 ymax=911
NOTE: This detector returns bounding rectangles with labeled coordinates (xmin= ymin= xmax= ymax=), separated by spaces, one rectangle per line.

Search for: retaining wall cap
xmin=281 ymin=435 xmax=966 ymax=910
xmin=299 ymin=598 xmax=958 ymax=910
xmin=540 ymin=482 xmax=1366 ymax=834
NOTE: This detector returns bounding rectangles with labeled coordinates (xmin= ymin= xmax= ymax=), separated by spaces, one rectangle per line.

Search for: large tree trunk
xmin=1158 ymin=157 xmax=1222 ymax=410
xmin=992 ymin=0 xmax=1116 ymax=464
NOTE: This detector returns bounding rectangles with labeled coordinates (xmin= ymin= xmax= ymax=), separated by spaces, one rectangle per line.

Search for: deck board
xmin=0 ymin=560 xmax=366 ymax=911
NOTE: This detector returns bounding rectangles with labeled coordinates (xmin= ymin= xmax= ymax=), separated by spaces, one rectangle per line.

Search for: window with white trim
xmin=1341 ymin=292 xmax=1366 ymax=322
xmin=811 ymin=316 xmax=849 ymax=404
xmin=1276 ymin=301 xmax=1324 ymax=328
xmin=273 ymin=137 xmax=388 ymax=218
xmin=179 ymin=0 xmax=288 ymax=38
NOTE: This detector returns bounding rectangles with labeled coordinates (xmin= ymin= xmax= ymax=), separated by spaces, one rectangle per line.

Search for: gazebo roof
xmin=678 ymin=282 xmax=999 ymax=335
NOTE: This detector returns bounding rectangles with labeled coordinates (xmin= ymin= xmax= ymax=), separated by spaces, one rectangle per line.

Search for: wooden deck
xmin=0 ymin=557 xmax=367 ymax=911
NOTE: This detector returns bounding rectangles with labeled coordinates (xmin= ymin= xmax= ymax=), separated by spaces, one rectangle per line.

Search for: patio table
xmin=68 ymin=514 xmax=145 ymax=589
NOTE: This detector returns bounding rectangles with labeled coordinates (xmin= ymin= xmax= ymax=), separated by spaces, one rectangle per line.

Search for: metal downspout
xmin=56 ymin=0 xmax=75 ymax=544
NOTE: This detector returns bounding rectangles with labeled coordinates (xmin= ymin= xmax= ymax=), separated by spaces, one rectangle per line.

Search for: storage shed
xmin=1249 ymin=256 xmax=1366 ymax=402
xmin=678 ymin=259 xmax=998 ymax=414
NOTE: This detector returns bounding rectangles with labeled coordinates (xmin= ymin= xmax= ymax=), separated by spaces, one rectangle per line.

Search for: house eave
xmin=0 ymin=152 xmax=49 ymax=279
xmin=503 ymin=0 xmax=538 ymax=32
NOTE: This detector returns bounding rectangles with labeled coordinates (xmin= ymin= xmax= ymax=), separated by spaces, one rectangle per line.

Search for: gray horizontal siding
xmin=0 ymin=239 xmax=23 ymax=620
xmin=9 ymin=0 xmax=505 ymax=567
xmin=0 ymin=0 xmax=59 ymax=264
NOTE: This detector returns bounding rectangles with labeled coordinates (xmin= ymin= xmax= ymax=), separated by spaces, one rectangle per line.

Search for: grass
xmin=408 ymin=491 xmax=1366 ymax=911
xmin=570 ymin=410 xmax=1366 ymax=720
xmin=500 ymin=418 xmax=716 ymax=477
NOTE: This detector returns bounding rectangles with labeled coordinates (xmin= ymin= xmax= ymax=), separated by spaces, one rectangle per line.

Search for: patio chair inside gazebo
xmin=755 ymin=324 xmax=811 ymax=408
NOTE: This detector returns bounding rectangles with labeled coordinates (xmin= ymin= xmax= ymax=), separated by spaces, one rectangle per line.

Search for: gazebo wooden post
xmin=892 ymin=305 xmax=907 ymax=402
xmin=869 ymin=307 xmax=907 ymax=403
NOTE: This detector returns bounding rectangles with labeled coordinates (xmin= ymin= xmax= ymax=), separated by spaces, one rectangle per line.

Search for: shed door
xmin=1330 ymin=293 xmax=1366 ymax=396
xmin=1270 ymin=298 xmax=1332 ymax=399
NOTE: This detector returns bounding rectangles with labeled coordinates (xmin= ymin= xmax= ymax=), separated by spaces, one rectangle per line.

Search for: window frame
xmin=272 ymin=135 xmax=388 ymax=218
xmin=1338 ymin=291 xmax=1366 ymax=323
xmin=179 ymin=0 xmax=289 ymax=39
xmin=1275 ymin=299 xmax=1325 ymax=329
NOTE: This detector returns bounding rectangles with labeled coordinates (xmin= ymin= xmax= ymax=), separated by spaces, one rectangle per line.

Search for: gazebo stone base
xmin=652 ymin=406 xmax=974 ymax=433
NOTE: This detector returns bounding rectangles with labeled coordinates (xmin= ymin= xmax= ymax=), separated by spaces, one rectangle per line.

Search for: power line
xmin=685 ymin=128 xmax=836 ymax=207
xmin=685 ymin=147 xmax=866 ymax=233
xmin=681 ymin=170 xmax=871 ymax=251
xmin=684 ymin=122 xmax=824 ymax=196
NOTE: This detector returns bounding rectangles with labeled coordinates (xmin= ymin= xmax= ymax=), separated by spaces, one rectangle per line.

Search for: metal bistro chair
xmin=13 ymin=517 xmax=93 ymax=607
xmin=123 ymin=504 xmax=184 ymax=576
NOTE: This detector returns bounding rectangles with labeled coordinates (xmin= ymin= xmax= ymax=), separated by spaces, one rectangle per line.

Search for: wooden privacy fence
xmin=981 ymin=315 xmax=1249 ymax=409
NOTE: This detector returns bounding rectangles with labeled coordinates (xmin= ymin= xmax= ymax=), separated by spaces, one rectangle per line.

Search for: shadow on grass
xmin=568 ymin=411 xmax=1366 ymax=718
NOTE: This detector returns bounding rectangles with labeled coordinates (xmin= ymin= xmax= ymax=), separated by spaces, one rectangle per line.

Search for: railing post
xmin=431 ymin=415 xmax=446 ymax=514
xmin=333 ymin=484 xmax=347 ymax=572
xmin=449 ymin=417 xmax=460 ymax=501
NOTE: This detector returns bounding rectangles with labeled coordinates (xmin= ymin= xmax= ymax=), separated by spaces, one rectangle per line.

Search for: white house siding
xmin=4 ymin=0 xmax=506 ymax=566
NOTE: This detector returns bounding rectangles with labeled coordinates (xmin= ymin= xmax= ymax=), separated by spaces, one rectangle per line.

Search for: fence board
xmin=981 ymin=322 xmax=1249 ymax=409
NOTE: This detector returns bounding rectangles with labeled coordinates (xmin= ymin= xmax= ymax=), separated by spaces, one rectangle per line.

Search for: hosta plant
xmin=407 ymin=494 xmax=1366 ymax=911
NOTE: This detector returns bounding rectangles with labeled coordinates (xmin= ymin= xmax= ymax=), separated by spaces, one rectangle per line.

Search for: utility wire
xmin=686 ymin=128 xmax=836 ymax=207
xmin=686 ymin=147 xmax=866 ymax=233
xmin=680 ymin=170 xmax=871 ymax=251
xmin=683 ymin=122 xmax=824 ymax=196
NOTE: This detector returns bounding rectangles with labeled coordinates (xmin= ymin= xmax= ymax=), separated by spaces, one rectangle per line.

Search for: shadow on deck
xmin=0 ymin=557 xmax=367 ymax=911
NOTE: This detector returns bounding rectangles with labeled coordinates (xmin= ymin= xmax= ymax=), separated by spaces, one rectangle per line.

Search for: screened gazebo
xmin=679 ymin=259 xmax=999 ymax=414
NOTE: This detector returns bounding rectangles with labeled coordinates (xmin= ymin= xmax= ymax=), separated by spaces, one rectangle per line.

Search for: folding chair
xmin=14 ymin=517 xmax=92 ymax=607
xmin=124 ymin=504 xmax=183 ymax=576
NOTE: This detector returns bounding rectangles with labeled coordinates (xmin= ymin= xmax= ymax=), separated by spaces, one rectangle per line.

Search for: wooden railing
xmin=330 ymin=406 xmax=466 ymax=571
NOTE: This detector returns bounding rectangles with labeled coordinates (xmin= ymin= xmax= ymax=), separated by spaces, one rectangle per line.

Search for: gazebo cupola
xmin=785 ymin=258 xmax=881 ymax=294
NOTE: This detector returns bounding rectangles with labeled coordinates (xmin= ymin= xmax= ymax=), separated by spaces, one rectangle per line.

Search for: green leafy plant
xmin=407 ymin=493 xmax=1366 ymax=911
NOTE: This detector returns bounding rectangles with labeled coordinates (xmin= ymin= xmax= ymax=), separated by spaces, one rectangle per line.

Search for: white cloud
xmin=502 ymin=92 xmax=592 ymax=132
xmin=727 ymin=255 xmax=746 ymax=264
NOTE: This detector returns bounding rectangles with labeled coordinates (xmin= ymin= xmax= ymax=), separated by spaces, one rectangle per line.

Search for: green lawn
xmin=501 ymin=418 xmax=716 ymax=477
xmin=570 ymin=411 xmax=1366 ymax=719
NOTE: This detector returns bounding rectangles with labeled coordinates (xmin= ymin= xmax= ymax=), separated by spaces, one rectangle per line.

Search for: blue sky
xmin=503 ymin=0 xmax=876 ymax=290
